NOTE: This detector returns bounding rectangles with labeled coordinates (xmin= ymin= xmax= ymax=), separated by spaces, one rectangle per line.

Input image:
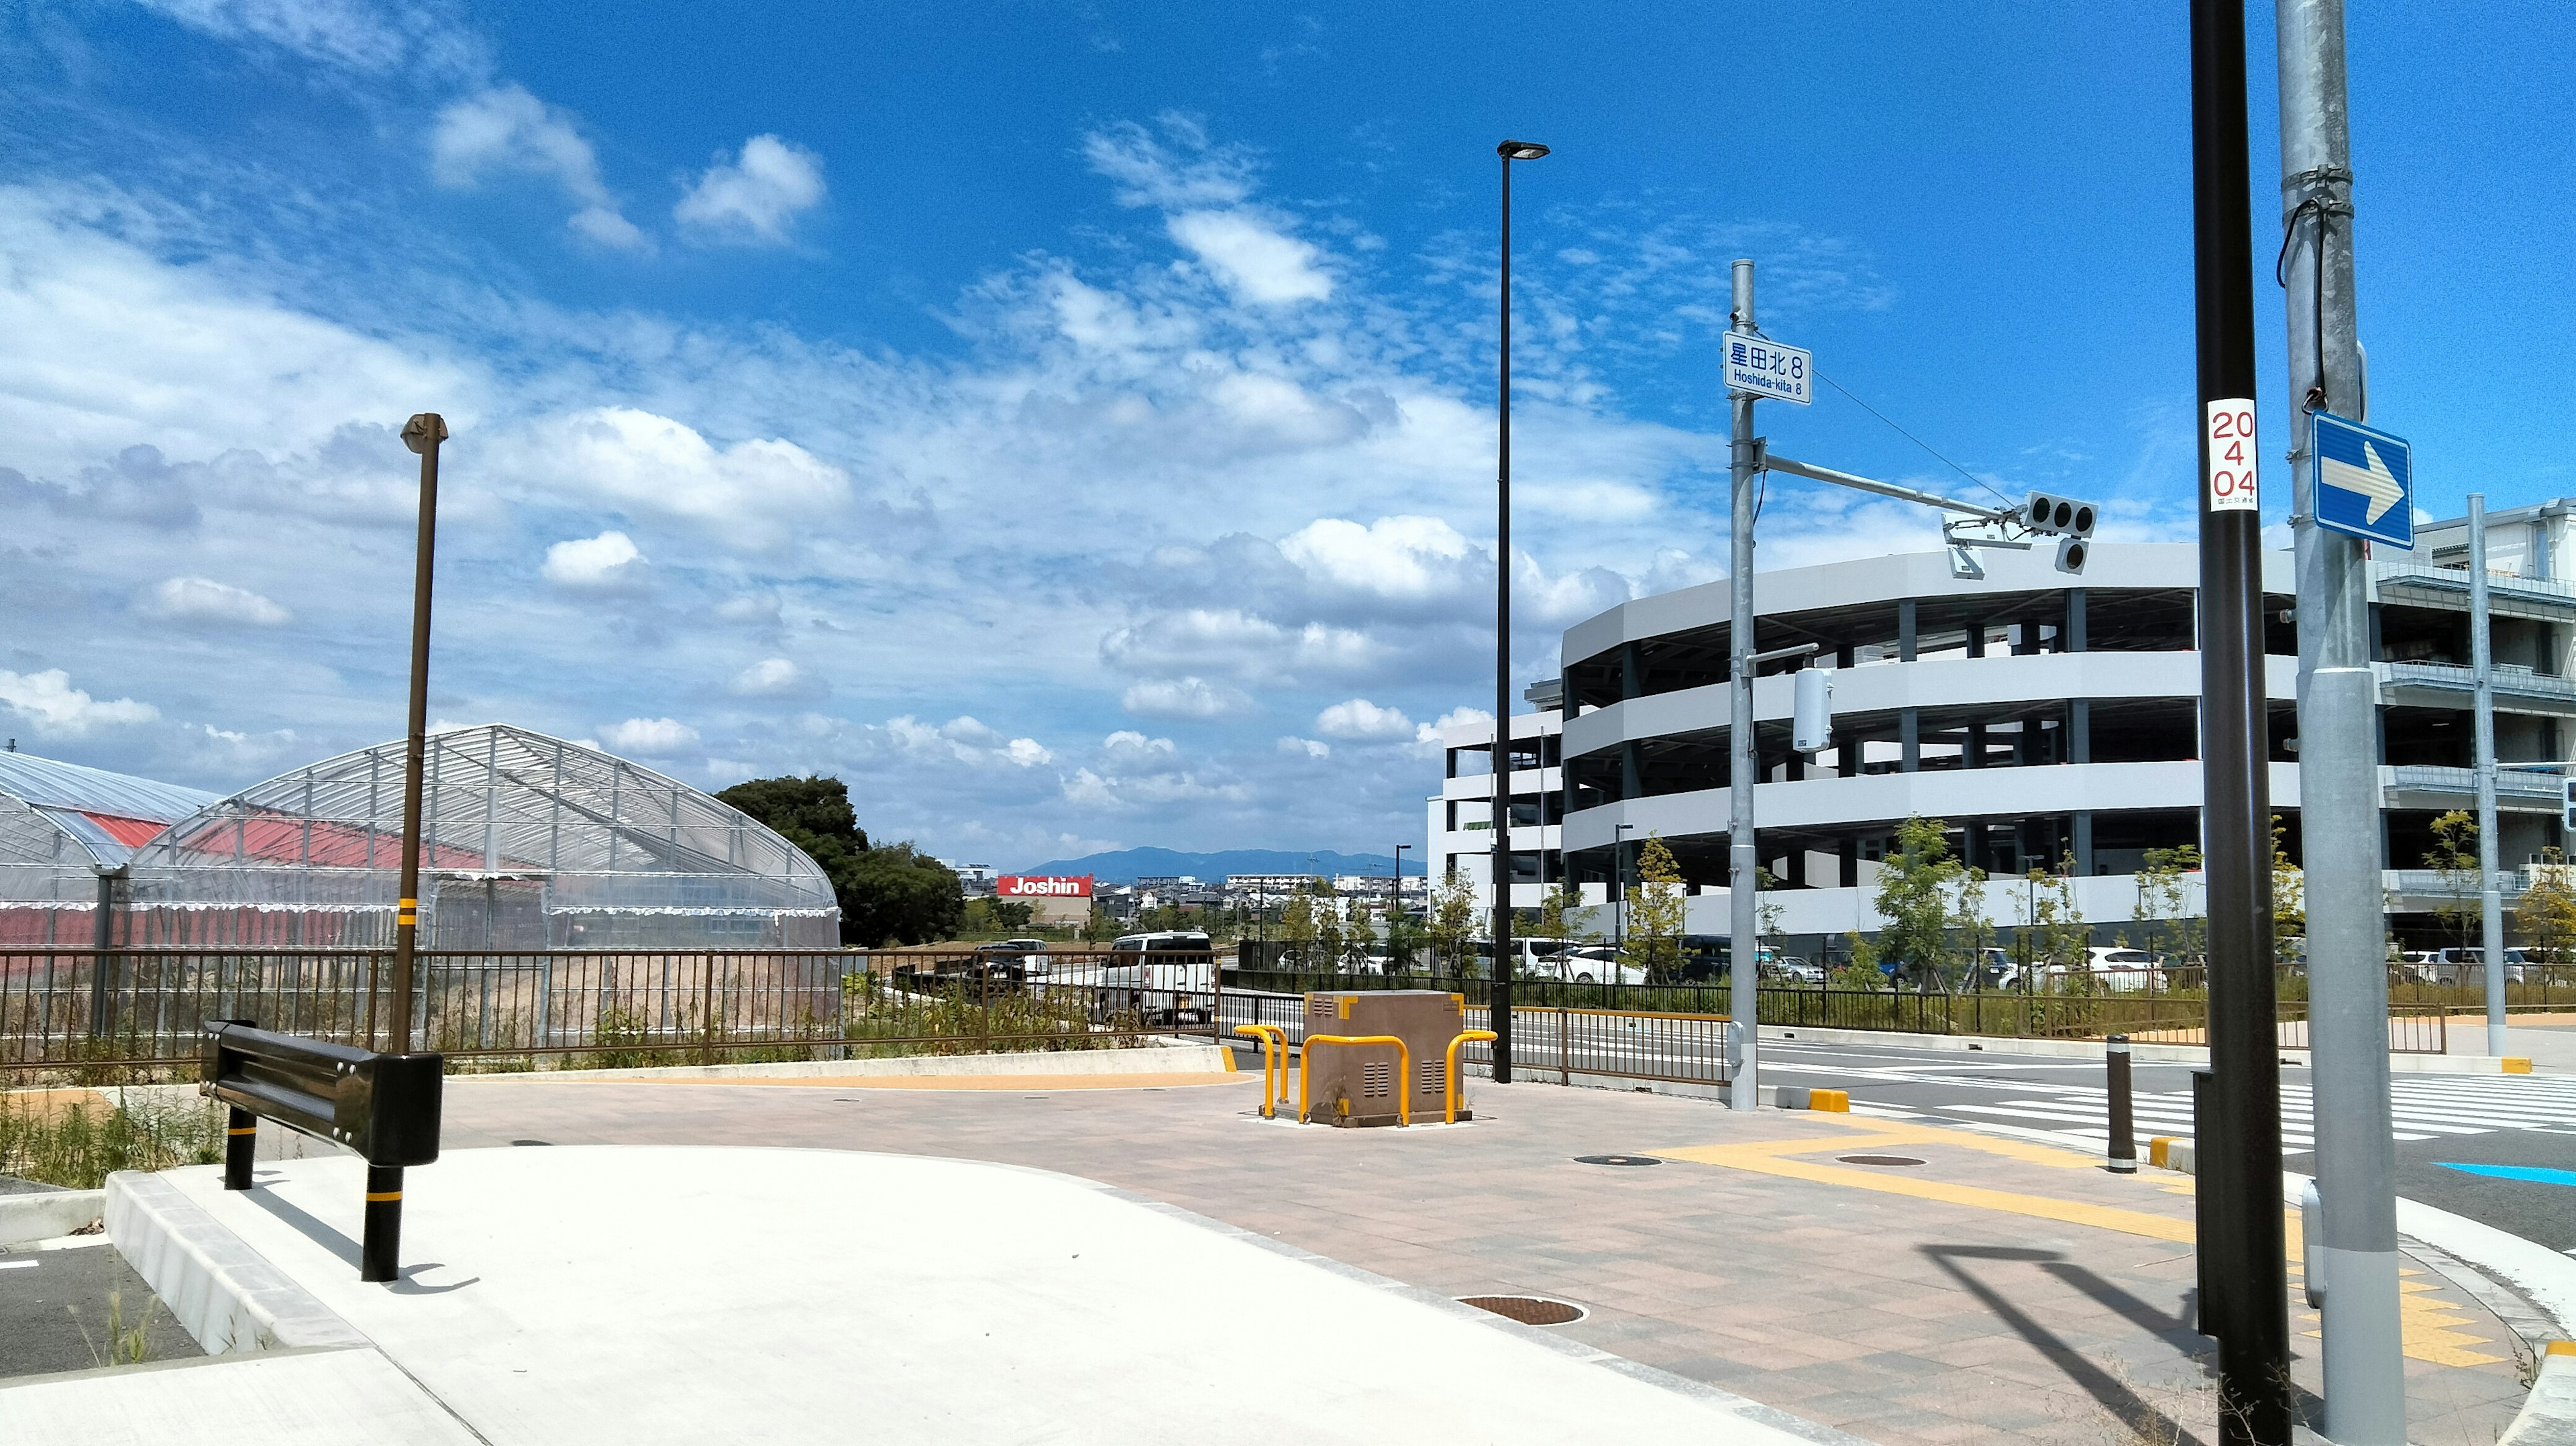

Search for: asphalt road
xmin=0 ymin=1237 xmax=201 ymax=1380
xmin=1754 ymin=1036 xmax=2576 ymax=1253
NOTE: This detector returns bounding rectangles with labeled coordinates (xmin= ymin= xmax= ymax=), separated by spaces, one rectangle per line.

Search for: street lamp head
xmin=1497 ymin=140 xmax=1551 ymax=161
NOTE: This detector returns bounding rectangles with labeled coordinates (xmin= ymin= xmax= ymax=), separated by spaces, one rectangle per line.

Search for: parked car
xmin=2424 ymin=946 xmax=2528 ymax=987
xmin=2085 ymin=946 xmax=2165 ymax=992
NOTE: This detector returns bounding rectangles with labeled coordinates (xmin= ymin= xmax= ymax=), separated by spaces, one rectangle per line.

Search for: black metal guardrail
xmin=201 ymin=1019 xmax=443 ymax=1280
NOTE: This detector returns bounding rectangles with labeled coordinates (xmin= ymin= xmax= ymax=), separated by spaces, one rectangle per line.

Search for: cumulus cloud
xmin=888 ymin=715 xmax=1052 ymax=769
xmin=1313 ymin=698 xmax=1414 ymax=742
xmin=540 ymin=531 xmax=646 ymax=589
xmin=1415 ymin=706 xmax=1494 ymax=748
xmin=600 ymin=716 xmax=700 ymax=755
xmin=0 ymin=669 xmax=160 ymax=736
xmin=1277 ymin=736 xmax=1330 ymax=759
xmin=729 ymin=657 xmax=813 ymax=697
xmin=674 ymin=135 xmax=826 ymax=246
xmin=1280 ymin=516 xmax=1475 ymax=604
xmin=511 ymin=408 xmax=849 ymax=547
xmin=138 ymin=576 xmax=292 ymax=626
xmin=431 ymin=85 xmax=645 ymax=249
xmin=1120 ymin=676 xmax=1253 ymax=720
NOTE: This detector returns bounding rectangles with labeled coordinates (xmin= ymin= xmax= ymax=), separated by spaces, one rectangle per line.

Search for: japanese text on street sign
xmin=2311 ymin=411 xmax=2413 ymax=548
xmin=1725 ymin=335 xmax=1812 ymax=405
xmin=2204 ymin=398 xmax=2259 ymax=512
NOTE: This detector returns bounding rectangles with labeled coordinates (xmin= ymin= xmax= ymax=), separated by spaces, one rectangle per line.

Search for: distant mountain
xmin=1012 ymin=847 xmax=1427 ymax=885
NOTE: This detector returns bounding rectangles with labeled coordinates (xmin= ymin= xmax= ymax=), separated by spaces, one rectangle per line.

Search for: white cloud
xmin=511 ymin=408 xmax=849 ymax=548
xmin=886 ymin=714 xmax=1052 ymax=769
xmin=1120 ymin=676 xmax=1253 ymax=719
xmin=674 ymin=135 xmax=826 ymax=246
xmin=1102 ymin=730 xmax=1176 ymax=759
xmin=1415 ymin=706 xmax=1494 ymax=748
xmin=131 ymin=0 xmax=484 ymax=76
xmin=138 ymin=576 xmax=292 ymax=626
xmin=1081 ymin=115 xmax=1253 ymax=210
xmin=541 ymin=531 xmax=646 ymax=588
xmin=1166 ymin=211 xmax=1330 ymax=305
xmin=1314 ymin=698 xmax=1414 ymax=742
xmin=730 ymin=657 xmax=809 ymax=697
xmin=600 ymin=716 xmax=700 ymax=755
xmin=430 ymin=86 xmax=645 ymax=250
xmin=1277 ymin=736 xmax=1330 ymax=759
xmin=1280 ymin=516 xmax=1474 ymax=603
xmin=0 ymin=669 xmax=160 ymax=735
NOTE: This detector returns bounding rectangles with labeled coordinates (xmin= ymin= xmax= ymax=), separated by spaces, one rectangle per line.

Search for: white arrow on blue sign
xmin=2312 ymin=411 xmax=2412 ymax=548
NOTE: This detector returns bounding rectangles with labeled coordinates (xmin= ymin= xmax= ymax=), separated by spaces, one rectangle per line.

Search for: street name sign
xmin=2311 ymin=411 xmax=2412 ymax=548
xmin=1723 ymin=334 xmax=1812 ymax=405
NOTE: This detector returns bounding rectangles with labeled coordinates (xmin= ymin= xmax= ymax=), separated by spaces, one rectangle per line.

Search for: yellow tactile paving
xmin=1662 ymin=1113 xmax=2507 ymax=1367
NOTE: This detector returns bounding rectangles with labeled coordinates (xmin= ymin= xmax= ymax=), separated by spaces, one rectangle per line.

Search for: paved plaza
xmin=425 ymin=1065 xmax=2536 ymax=1446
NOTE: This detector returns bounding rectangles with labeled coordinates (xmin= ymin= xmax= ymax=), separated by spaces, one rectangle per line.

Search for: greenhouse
xmin=121 ymin=724 xmax=842 ymax=949
xmin=0 ymin=750 xmax=220 ymax=948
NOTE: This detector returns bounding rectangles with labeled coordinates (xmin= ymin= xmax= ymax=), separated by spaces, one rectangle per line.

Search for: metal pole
xmin=2105 ymin=1034 xmax=2137 ymax=1172
xmin=2196 ymin=2 xmax=2289 ymax=1438
xmin=223 ymin=1106 xmax=255 ymax=1190
xmin=360 ymin=1164 xmax=403 ymax=1283
xmin=1727 ymin=258 xmax=1760 ymax=1111
xmin=2277 ymin=2 xmax=2405 ymax=1437
xmin=88 ymin=869 xmax=114 ymax=1039
xmin=2468 ymin=496 xmax=2508 ymax=1056
xmin=1492 ymin=147 xmax=1520 ymax=1084
xmin=391 ymin=414 xmax=445 ymax=1054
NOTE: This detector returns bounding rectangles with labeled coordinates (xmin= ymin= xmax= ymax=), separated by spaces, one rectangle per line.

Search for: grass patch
xmin=0 ymin=1088 xmax=227 ymax=1190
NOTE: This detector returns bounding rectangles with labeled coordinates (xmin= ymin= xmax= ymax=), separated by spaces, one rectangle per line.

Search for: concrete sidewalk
xmin=419 ymin=1068 xmax=2539 ymax=1446
xmin=20 ymin=1144 xmax=1847 ymax=1446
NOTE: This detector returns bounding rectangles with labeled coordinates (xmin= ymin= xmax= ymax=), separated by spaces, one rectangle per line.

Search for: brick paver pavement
xmin=439 ymin=1070 xmax=2533 ymax=1446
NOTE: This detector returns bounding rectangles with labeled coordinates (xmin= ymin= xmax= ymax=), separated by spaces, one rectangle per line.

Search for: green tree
xmin=1618 ymin=834 xmax=1686 ymax=980
xmin=2516 ymin=846 xmax=2576 ymax=964
xmin=1868 ymin=816 xmax=1964 ymax=987
xmin=2131 ymin=844 xmax=2205 ymax=960
xmin=1311 ymin=879 xmax=1346 ymax=968
xmin=716 ymin=775 xmax=963 ymax=946
xmin=1535 ymin=881 xmax=1597 ymax=944
xmin=2425 ymin=810 xmax=2480 ymax=951
xmin=1279 ymin=889 xmax=1319 ymax=968
xmin=2271 ymin=815 xmax=2304 ymax=966
xmin=1426 ymin=871 xmax=1479 ymax=977
xmin=1949 ymin=862 xmax=1994 ymax=989
xmin=2025 ymin=856 xmax=2090 ymax=980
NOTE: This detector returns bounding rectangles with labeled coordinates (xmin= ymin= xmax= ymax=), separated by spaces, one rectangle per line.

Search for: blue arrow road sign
xmin=2312 ymin=411 xmax=2412 ymax=547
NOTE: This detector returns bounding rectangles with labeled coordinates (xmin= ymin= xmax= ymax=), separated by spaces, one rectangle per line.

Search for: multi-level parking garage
xmin=1430 ymin=517 xmax=2576 ymax=949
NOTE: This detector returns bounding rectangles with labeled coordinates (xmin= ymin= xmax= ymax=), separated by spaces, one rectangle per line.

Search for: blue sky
xmin=1 ymin=2 xmax=2569 ymax=866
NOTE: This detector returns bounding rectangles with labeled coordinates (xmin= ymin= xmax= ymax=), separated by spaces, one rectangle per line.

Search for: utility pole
xmin=2469 ymin=496 xmax=2508 ymax=1056
xmin=1727 ymin=259 xmax=1761 ymax=1111
xmin=391 ymin=412 xmax=447 ymax=1054
xmin=2192 ymin=5 xmax=2288 ymax=1444
xmin=2277 ymin=1 xmax=2406 ymax=1438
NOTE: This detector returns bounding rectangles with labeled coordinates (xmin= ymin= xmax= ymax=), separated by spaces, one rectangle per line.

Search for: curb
xmin=458 ymin=1040 xmax=1236 ymax=1083
xmin=0 ymin=1188 xmax=104 ymax=1245
xmin=106 ymin=1169 xmax=367 ymax=1355
xmin=2501 ymin=1343 xmax=2576 ymax=1446
xmin=1760 ymin=1023 xmax=2536 ymax=1073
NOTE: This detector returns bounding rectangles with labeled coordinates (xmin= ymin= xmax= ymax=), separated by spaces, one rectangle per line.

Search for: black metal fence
xmin=0 ymin=948 xmax=1227 ymax=1078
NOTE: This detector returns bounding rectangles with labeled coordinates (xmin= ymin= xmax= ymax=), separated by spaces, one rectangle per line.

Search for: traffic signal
xmin=1794 ymin=667 xmax=1835 ymax=753
xmin=2024 ymin=491 xmax=2098 ymax=575
xmin=2563 ymin=777 xmax=2576 ymax=832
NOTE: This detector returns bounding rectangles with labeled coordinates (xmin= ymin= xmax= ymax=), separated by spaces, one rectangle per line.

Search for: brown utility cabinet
xmin=1300 ymin=991 xmax=1471 ymax=1126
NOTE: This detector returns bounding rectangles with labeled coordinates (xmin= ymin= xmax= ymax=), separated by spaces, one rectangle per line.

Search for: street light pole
xmin=2192 ymin=5 xmax=2289 ymax=1442
xmin=1395 ymin=842 xmax=1411 ymax=970
xmin=1613 ymin=822 xmax=1635 ymax=965
xmin=390 ymin=412 xmax=447 ymax=1054
xmin=1727 ymin=259 xmax=1762 ymax=1111
xmin=2469 ymin=496 xmax=2508 ymax=1057
xmin=1493 ymin=138 xmax=1549 ymax=1084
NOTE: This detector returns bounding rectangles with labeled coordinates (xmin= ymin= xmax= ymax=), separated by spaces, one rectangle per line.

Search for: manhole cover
xmin=1573 ymin=1154 xmax=1662 ymax=1167
xmin=1460 ymin=1295 xmax=1588 ymax=1326
xmin=1836 ymin=1154 xmax=1925 ymax=1167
